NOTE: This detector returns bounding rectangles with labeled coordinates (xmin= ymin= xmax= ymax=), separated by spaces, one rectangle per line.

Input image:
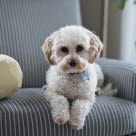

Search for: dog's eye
xmin=61 ymin=47 xmax=69 ymax=53
xmin=76 ymin=45 xmax=84 ymax=52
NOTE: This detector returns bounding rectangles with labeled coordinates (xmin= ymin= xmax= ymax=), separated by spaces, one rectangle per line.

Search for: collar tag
xmin=81 ymin=74 xmax=89 ymax=81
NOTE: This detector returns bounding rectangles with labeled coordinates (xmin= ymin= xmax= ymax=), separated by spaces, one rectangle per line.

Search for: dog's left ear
xmin=83 ymin=27 xmax=103 ymax=63
xmin=89 ymin=34 xmax=103 ymax=63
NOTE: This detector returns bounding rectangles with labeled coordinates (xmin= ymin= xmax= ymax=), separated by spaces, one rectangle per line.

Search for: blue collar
xmin=69 ymin=72 xmax=90 ymax=81
xmin=81 ymin=73 xmax=90 ymax=81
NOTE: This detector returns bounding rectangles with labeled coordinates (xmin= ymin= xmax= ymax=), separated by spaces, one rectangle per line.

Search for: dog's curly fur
xmin=42 ymin=26 xmax=116 ymax=130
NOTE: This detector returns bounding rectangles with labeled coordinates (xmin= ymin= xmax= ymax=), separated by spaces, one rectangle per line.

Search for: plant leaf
xmin=134 ymin=0 xmax=136 ymax=4
xmin=118 ymin=0 xmax=126 ymax=10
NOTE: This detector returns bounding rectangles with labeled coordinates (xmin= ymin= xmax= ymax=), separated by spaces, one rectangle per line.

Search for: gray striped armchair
xmin=0 ymin=0 xmax=136 ymax=136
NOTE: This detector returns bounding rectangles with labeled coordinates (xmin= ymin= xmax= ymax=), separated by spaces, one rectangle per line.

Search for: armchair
xmin=0 ymin=0 xmax=136 ymax=136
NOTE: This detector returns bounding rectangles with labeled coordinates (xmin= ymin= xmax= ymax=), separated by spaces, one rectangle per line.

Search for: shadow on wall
xmin=80 ymin=0 xmax=104 ymax=39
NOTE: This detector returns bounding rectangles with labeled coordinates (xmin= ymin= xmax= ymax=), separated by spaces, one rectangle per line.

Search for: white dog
xmin=42 ymin=25 xmax=117 ymax=130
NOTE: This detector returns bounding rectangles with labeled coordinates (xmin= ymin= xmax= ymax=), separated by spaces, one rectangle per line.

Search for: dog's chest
xmin=57 ymin=74 xmax=93 ymax=99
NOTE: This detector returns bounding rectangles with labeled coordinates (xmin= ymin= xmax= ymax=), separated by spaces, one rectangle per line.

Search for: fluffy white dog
xmin=42 ymin=25 xmax=116 ymax=130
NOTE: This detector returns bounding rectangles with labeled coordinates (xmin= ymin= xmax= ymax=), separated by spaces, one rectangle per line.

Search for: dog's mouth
xmin=68 ymin=70 xmax=84 ymax=74
xmin=69 ymin=72 xmax=81 ymax=75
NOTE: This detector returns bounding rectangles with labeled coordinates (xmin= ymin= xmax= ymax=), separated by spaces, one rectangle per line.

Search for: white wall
xmin=107 ymin=0 xmax=136 ymax=60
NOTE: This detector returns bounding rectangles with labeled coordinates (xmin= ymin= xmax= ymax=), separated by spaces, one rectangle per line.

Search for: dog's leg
xmin=69 ymin=98 xmax=94 ymax=130
xmin=45 ymin=90 xmax=70 ymax=125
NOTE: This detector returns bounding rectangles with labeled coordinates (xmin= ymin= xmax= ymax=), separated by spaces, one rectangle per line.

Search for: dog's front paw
xmin=69 ymin=118 xmax=84 ymax=130
xmin=53 ymin=113 xmax=69 ymax=125
xmin=54 ymin=116 xmax=66 ymax=125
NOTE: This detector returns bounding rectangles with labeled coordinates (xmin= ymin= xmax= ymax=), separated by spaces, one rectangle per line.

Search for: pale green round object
xmin=0 ymin=55 xmax=23 ymax=99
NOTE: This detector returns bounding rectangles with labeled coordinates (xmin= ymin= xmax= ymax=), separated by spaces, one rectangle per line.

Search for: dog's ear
xmin=83 ymin=28 xmax=103 ymax=63
xmin=89 ymin=34 xmax=103 ymax=63
xmin=42 ymin=36 xmax=55 ymax=65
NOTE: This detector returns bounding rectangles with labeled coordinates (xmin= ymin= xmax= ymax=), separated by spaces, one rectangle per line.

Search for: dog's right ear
xmin=42 ymin=37 xmax=55 ymax=65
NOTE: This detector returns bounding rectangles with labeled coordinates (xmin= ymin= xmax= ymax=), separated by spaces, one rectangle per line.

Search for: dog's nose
xmin=69 ymin=60 xmax=76 ymax=67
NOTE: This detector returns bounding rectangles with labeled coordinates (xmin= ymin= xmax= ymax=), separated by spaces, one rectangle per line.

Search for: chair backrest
xmin=0 ymin=0 xmax=81 ymax=88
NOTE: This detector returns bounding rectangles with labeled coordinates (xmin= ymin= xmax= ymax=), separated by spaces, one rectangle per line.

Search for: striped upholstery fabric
xmin=0 ymin=89 xmax=136 ymax=136
xmin=127 ymin=133 xmax=136 ymax=136
xmin=0 ymin=0 xmax=81 ymax=88
xmin=97 ymin=58 xmax=136 ymax=103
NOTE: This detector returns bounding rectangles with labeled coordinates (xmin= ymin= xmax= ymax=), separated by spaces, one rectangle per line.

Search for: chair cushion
xmin=0 ymin=89 xmax=136 ymax=136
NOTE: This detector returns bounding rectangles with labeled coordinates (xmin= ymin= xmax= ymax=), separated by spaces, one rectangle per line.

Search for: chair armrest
xmin=97 ymin=58 xmax=136 ymax=102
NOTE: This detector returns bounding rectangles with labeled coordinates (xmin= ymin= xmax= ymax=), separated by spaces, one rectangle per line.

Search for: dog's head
xmin=42 ymin=26 xmax=103 ymax=73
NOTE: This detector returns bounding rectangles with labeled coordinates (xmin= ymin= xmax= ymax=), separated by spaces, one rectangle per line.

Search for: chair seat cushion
xmin=0 ymin=89 xmax=136 ymax=136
